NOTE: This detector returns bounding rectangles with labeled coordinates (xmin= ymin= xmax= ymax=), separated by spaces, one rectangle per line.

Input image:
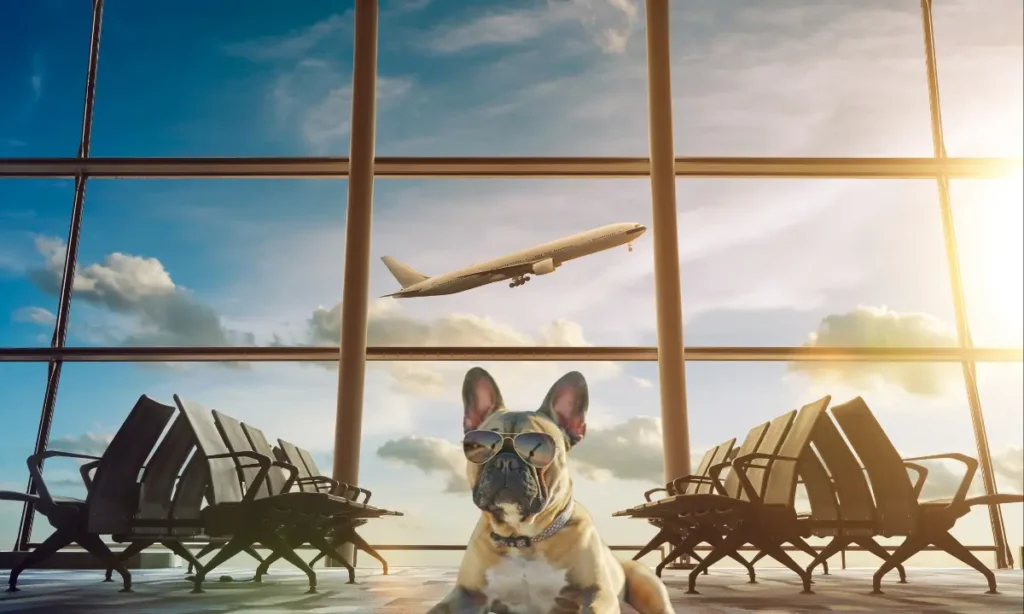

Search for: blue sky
xmin=1 ymin=0 xmax=1022 ymax=566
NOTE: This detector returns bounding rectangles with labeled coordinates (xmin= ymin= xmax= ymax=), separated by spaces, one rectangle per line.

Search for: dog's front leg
xmin=582 ymin=589 xmax=622 ymax=614
xmin=552 ymin=586 xmax=621 ymax=614
xmin=426 ymin=586 xmax=490 ymax=614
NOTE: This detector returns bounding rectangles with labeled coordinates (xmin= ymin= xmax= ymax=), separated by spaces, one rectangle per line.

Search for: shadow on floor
xmin=0 ymin=567 xmax=1021 ymax=613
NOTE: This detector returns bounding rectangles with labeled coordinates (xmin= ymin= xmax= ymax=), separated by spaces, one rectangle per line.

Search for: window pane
xmin=670 ymin=0 xmax=933 ymax=156
xmin=36 ymin=360 xmax=341 ymax=545
xmin=371 ymin=180 xmax=655 ymax=347
xmin=933 ymin=0 xmax=1024 ymax=157
xmin=0 ymin=179 xmax=73 ymax=347
xmin=91 ymin=2 xmax=354 ymax=156
xmin=376 ymin=2 xmax=648 ymax=156
xmin=59 ymin=179 xmax=346 ymax=348
xmin=0 ymin=363 xmax=47 ymax=550
xmin=685 ymin=360 xmax=995 ymax=568
xmin=951 ymin=178 xmax=1024 ymax=348
xmin=362 ymin=360 xmax=662 ymax=566
xmin=977 ymin=363 xmax=1023 ymax=560
xmin=0 ymin=2 xmax=92 ymax=157
xmin=677 ymin=179 xmax=957 ymax=349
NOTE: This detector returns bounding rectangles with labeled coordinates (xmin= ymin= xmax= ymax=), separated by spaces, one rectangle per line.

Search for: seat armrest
xmin=79 ymin=460 xmax=102 ymax=491
xmin=904 ymin=462 xmax=929 ymax=498
xmin=903 ymin=453 xmax=978 ymax=506
xmin=339 ymin=484 xmax=372 ymax=503
xmin=240 ymin=459 xmax=301 ymax=493
xmin=644 ymin=487 xmax=668 ymax=502
xmin=296 ymin=476 xmax=340 ymax=494
xmin=670 ymin=475 xmax=716 ymax=493
xmin=707 ymin=461 xmax=733 ymax=496
xmin=270 ymin=461 xmax=299 ymax=493
xmin=731 ymin=453 xmax=801 ymax=504
xmin=27 ymin=451 xmax=103 ymax=507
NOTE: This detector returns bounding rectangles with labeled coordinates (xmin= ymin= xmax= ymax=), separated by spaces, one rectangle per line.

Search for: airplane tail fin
xmin=381 ymin=256 xmax=429 ymax=289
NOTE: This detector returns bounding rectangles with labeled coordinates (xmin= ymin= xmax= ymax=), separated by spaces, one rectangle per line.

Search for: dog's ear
xmin=538 ymin=371 xmax=588 ymax=447
xmin=462 ymin=367 xmax=505 ymax=432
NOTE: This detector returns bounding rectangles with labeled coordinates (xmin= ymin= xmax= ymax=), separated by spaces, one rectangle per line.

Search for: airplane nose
xmin=627 ymin=224 xmax=647 ymax=235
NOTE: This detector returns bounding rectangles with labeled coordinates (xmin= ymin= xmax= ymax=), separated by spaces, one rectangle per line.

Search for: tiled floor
xmin=0 ymin=567 xmax=1020 ymax=613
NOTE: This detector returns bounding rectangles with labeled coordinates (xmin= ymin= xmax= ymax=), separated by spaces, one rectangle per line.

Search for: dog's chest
xmin=483 ymin=554 xmax=568 ymax=614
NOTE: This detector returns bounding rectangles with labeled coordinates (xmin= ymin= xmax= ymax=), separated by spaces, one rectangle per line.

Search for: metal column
xmin=330 ymin=0 xmax=379 ymax=568
xmin=15 ymin=0 xmax=104 ymax=552
xmin=645 ymin=0 xmax=691 ymax=483
xmin=919 ymin=0 xmax=1010 ymax=569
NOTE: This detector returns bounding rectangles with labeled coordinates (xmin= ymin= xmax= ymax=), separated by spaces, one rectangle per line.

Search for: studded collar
xmin=490 ymin=499 xmax=576 ymax=549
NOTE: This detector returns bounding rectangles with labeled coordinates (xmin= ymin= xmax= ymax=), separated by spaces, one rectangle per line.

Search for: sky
xmin=0 ymin=0 xmax=1022 ymax=569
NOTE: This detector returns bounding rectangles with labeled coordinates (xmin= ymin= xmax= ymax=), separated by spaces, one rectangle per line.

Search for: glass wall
xmin=0 ymin=0 xmax=1020 ymax=570
xmin=64 ymin=179 xmax=349 ymax=348
xmin=669 ymin=0 xmax=934 ymax=157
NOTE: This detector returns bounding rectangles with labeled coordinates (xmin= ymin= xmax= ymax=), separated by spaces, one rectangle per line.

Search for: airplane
xmin=380 ymin=222 xmax=647 ymax=298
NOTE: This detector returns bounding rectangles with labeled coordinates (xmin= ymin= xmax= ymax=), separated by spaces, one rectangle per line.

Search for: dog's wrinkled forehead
xmin=480 ymin=410 xmax=566 ymax=444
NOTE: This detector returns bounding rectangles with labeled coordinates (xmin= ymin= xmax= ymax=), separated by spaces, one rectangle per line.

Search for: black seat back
xmin=694 ymin=438 xmax=736 ymax=495
xmin=133 ymin=415 xmax=196 ymax=534
xmin=173 ymin=395 xmax=244 ymax=506
xmin=241 ymin=422 xmax=290 ymax=495
xmin=722 ymin=422 xmax=771 ymax=499
xmin=762 ymin=396 xmax=830 ymax=507
xmin=212 ymin=410 xmax=272 ymax=500
xmin=811 ymin=411 xmax=877 ymax=532
xmin=87 ymin=395 xmax=175 ymax=534
xmin=735 ymin=410 xmax=796 ymax=502
xmin=170 ymin=452 xmax=208 ymax=534
xmin=831 ymin=397 xmax=918 ymax=535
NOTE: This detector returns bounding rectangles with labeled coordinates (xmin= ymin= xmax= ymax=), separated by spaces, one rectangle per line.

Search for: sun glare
xmin=964 ymin=175 xmax=1024 ymax=346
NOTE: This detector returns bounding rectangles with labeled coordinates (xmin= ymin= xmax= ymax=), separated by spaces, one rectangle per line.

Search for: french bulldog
xmin=427 ymin=367 xmax=675 ymax=614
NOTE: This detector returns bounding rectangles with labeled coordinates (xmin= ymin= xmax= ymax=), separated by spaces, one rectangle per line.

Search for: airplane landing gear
xmin=627 ymin=242 xmax=633 ymax=252
xmin=509 ymin=275 xmax=531 ymax=288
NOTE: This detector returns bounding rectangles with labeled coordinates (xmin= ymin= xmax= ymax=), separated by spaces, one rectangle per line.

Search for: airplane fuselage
xmin=387 ymin=222 xmax=646 ymax=298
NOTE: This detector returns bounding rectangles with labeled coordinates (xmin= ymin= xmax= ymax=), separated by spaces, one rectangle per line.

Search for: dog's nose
xmin=492 ymin=452 xmax=523 ymax=474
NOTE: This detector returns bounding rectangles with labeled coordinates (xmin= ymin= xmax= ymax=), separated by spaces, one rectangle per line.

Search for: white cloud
xmin=376 ymin=436 xmax=468 ymax=492
xmin=27 ymin=237 xmax=255 ymax=348
xmin=992 ymin=447 xmax=1024 ymax=494
xmin=30 ymin=52 xmax=44 ymax=101
xmin=425 ymin=11 xmax=547 ymax=54
xmin=790 ymin=306 xmax=959 ymax=396
xmin=12 ymin=306 xmax=55 ymax=326
xmin=225 ymin=13 xmax=351 ymax=61
xmin=298 ymin=76 xmax=413 ymax=151
xmin=270 ymin=53 xmax=414 ymax=152
xmin=631 ymin=376 xmax=652 ymax=389
xmin=48 ymin=432 xmax=112 ymax=458
xmin=297 ymin=298 xmax=622 ymax=400
xmin=422 ymin=1 xmax=640 ymax=55
xmin=571 ymin=416 xmax=664 ymax=483
xmin=30 ymin=75 xmax=42 ymax=101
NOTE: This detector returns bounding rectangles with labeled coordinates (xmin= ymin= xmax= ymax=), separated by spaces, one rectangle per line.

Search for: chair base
xmin=0 ymin=549 xmax=177 ymax=570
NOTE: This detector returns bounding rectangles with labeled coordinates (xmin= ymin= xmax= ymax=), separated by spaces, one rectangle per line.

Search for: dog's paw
xmin=427 ymin=587 xmax=490 ymax=614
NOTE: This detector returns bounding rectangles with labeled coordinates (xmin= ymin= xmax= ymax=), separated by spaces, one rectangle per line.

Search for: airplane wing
xmin=461 ymin=259 xmax=552 ymax=281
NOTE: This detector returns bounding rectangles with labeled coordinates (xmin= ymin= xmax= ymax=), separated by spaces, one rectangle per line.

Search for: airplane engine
xmin=531 ymin=258 xmax=558 ymax=275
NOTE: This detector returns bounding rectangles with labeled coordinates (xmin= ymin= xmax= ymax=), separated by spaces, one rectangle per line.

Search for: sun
xmin=959 ymin=175 xmax=1024 ymax=346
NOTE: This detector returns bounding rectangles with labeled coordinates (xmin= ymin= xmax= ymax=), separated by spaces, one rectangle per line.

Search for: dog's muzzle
xmin=473 ymin=451 xmax=545 ymax=519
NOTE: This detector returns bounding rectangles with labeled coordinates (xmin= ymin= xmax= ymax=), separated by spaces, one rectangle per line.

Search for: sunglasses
xmin=463 ymin=430 xmax=557 ymax=469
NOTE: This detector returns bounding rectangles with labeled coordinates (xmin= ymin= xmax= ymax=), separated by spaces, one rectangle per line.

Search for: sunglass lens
xmin=463 ymin=430 xmax=503 ymax=464
xmin=513 ymin=432 xmax=556 ymax=468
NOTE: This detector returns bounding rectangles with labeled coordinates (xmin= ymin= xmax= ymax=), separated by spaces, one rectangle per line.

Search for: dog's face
xmin=460 ymin=367 xmax=588 ymax=532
